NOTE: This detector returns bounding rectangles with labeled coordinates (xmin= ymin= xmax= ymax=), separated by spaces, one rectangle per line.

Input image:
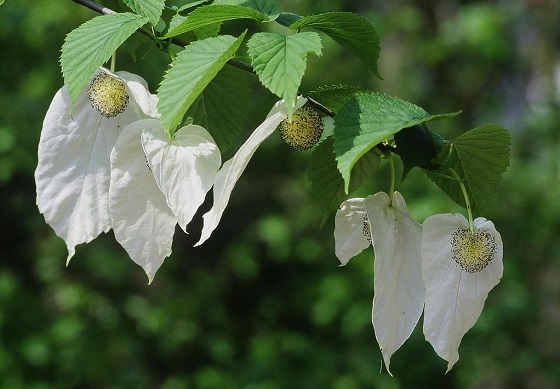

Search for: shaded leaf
xmin=308 ymin=136 xmax=380 ymax=224
xmin=186 ymin=66 xmax=251 ymax=151
xmin=291 ymin=12 xmax=381 ymax=77
xmin=157 ymin=32 xmax=246 ymax=136
xmin=394 ymin=124 xmax=444 ymax=180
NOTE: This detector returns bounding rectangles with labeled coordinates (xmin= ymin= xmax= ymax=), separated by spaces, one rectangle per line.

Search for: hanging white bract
xmin=35 ymin=68 xmax=158 ymax=264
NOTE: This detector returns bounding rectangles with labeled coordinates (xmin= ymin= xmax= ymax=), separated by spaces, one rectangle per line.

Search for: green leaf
xmin=186 ymin=66 xmax=251 ymax=152
xmin=276 ymin=13 xmax=302 ymax=27
xmin=426 ymin=125 xmax=511 ymax=211
xmin=425 ymin=146 xmax=467 ymax=209
xmin=247 ymin=32 xmax=322 ymax=116
xmin=121 ymin=0 xmax=165 ymax=25
xmin=307 ymin=85 xmax=366 ymax=113
xmin=334 ymin=92 xmax=460 ymax=192
xmin=165 ymin=4 xmax=268 ymax=38
xmin=157 ymin=32 xmax=246 ymax=136
xmin=290 ymin=12 xmax=381 ymax=78
xmin=177 ymin=0 xmax=210 ymax=12
xmin=394 ymin=124 xmax=444 ymax=180
xmin=309 ymin=137 xmax=380 ymax=224
xmin=456 ymin=125 xmax=511 ymax=210
xmin=61 ymin=13 xmax=147 ymax=103
xmin=213 ymin=0 xmax=281 ymax=20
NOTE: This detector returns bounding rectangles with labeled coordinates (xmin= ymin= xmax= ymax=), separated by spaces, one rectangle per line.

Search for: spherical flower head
xmin=35 ymin=68 xmax=159 ymax=264
xmin=87 ymin=72 xmax=129 ymax=118
xmin=422 ymin=214 xmax=503 ymax=372
xmin=278 ymin=105 xmax=323 ymax=150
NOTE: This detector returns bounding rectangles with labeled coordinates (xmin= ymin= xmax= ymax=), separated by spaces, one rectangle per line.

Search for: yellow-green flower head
xmin=278 ymin=105 xmax=323 ymax=150
xmin=87 ymin=72 xmax=129 ymax=118
xmin=451 ymin=228 xmax=497 ymax=273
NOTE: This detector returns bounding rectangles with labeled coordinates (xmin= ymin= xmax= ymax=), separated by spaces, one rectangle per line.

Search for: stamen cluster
xmin=451 ymin=228 xmax=497 ymax=273
xmin=87 ymin=72 xmax=129 ymax=118
xmin=278 ymin=105 xmax=323 ymax=150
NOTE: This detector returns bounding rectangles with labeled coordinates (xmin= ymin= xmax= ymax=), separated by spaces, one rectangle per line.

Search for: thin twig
xmin=70 ymin=0 xmax=336 ymax=118
xmin=72 ymin=0 xmax=115 ymax=15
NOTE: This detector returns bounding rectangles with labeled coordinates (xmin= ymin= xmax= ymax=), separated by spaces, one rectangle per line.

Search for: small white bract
xmin=422 ymin=214 xmax=503 ymax=372
xmin=195 ymin=96 xmax=307 ymax=246
xmin=334 ymin=191 xmax=424 ymax=375
xmin=35 ymin=68 xmax=158 ymax=264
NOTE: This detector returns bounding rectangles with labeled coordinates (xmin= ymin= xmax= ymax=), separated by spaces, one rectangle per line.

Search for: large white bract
xmin=35 ymin=68 xmax=158 ymax=263
xmin=196 ymin=96 xmax=307 ymax=246
xmin=422 ymin=214 xmax=503 ymax=372
xmin=335 ymin=191 xmax=424 ymax=374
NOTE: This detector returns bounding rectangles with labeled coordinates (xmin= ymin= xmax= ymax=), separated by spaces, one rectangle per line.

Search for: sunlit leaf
xmin=334 ymin=92 xmax=459 ymax=192
xmin=61 ymin=13 xmax=147 ymax=103
xmin=164 ymin=4 xmax=267 ymax=38
xmin=157 ymin=32 xmax=246 ymax=136
xmin=247 ymin=31 xmax=322 ymax=116
xmin=214 ymin=0 xmax=281 ymax=20
xmin=121 ymin=0 xmax=165 ymax=25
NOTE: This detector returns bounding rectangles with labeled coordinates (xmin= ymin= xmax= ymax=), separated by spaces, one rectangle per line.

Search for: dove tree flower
xmin=196 ymin=96 xmax=308 ymax=246
xmin=35 ymin=68 xmax=158 ymax=263
xmin=109 ymin=118 xmax=221 ymax=283
xmin=422 ymin=213 xmax=503 ymax=372
xmin=334 ymin=191 xmax=425 ymax=374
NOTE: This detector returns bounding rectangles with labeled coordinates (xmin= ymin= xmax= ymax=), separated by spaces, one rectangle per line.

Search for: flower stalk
xmin=449 ymin=168 xmax=474 ymax=232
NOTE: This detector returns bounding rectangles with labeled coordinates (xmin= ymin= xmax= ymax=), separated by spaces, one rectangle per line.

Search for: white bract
xmin=196 ymin=96 xmax=307 ymax=246
xmin=334 ymin=191 xmax=424 ymax=374
xmin=109 ymin=119 xmax=220 ymax=283
xmin=422 ymin=214 xmax=503 ymax=372
xmin=35 ymin=68 xmax=158 ymax=263
xmin=141 ymin=120 xmax=221 ymax=233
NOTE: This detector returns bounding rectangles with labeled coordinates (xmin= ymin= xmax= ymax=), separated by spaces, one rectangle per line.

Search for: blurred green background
xmin=1 ymin=0 xmax=560 ymax=387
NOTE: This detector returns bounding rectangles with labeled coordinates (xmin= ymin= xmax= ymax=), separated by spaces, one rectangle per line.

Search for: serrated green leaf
xmin=276 ymin=13 xmax=302 ymax=27
xmin=178 ymin=0 xmax=210 ymax=12
xmin=309 ymin=136 xmax=380 ymax=224
xmin=426 ymin=125 xmax=511 ymax=211
xmin=122 ymin=0 xmax=165 ymax=25
xmin=394 ymin=124 xmax=444 ymax=180
xmin=334 ymin=92 xmax=460 ymax=192
xmin=165 ymin=4 xmax=267 ymax=38
xmin=455 ymin=125 xmax=511 ymax=210
xmin=307 ymin=85 xmax=366 ymax=113
xmin=186 ymin=66 xmax=250 ymax=152
xmin=425 ymin=146 xmax=467 ymax=209
xmin=214 ymin=0 xmax=281 ymax=20
xmin=157 ymin=32 xmax=246 ymax=136
xmin=61 ymin=13 xmax=147 ymax=103
xmin=193 ymin=23 xmax=222 ymax=39
xmin=290 ymin=12 xmax=381 ymax=78
xmin=247 ymin=31 xmax=322 ymax=116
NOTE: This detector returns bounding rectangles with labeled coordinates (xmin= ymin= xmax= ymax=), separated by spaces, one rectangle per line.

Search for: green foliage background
xmin=1 ymin=0 xmax=560 ymax=387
